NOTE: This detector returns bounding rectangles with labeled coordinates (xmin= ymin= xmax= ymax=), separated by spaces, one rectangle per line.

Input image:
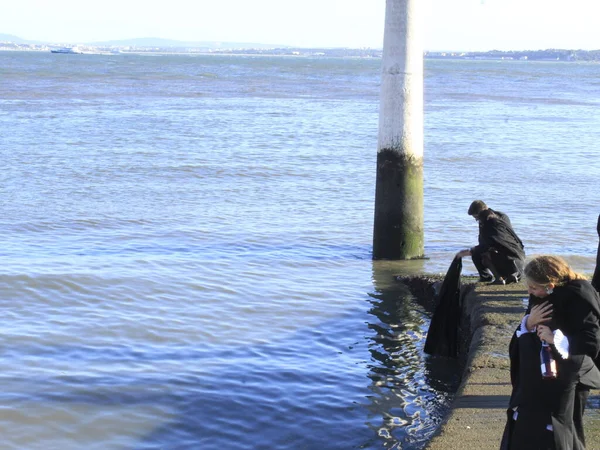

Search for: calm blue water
xmin=1 ymin=51 xmax=599 ymax=450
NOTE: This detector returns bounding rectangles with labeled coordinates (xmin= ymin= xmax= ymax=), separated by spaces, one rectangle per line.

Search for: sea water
xmin=1 ymin=51 xmax=599 ymax=449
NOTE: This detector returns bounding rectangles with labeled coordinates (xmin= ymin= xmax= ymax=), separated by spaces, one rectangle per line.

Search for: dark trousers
xmin=471 ymin=245 xmax=493 ymax=279
xmin=574 ymin=386 xmax=589 ymax=446
xmin=473 ymin=246 xmax=523 ymax=280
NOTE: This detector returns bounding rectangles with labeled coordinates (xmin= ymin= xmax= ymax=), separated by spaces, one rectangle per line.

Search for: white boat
xmin=51 ymin=47 xmax=83 ymax=54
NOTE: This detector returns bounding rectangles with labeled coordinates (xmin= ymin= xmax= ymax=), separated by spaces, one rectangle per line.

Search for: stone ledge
xmin=424 ymin=282 xmax=526 ymax=450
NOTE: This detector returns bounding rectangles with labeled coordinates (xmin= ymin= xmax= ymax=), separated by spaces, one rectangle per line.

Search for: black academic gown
xmin=472 ymin=209 xmax=512 ymax=279
xmin=479 ymin=214 xmax=525 ymax=262
xmin=474 ymin=209 xmax=510 ymax=248
xmin=424 ymin=256 xmax=463 ymax=358
xmin=501 ymin=280 xmax=600 ymax=450
xmin=592 ymin=214 xmax=600 ymax=293
xmin=475 ymin=214 xmax=525 ymax=279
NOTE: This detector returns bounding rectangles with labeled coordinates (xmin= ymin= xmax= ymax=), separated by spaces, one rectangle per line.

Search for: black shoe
xmin=489 ymin=278 xmax=506 ymax=286
xmin=505 ymin=274 xmax=520 ymax=285
xmin=478 ymin=275 xmax=494 ymax=283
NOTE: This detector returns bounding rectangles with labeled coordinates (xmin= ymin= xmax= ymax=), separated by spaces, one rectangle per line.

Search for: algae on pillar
xmin=373 ymin=0 xmax=424 ymax=260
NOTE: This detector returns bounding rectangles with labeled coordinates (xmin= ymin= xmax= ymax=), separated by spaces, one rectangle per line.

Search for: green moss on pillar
xmin=373 ymin=148 xmax=424 ymax=260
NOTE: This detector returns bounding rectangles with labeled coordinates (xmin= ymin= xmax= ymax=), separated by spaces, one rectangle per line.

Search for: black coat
xmin=478 ymin=214 xmax=525 ymax=261
xmin=501 ymin=280 xmax=600 ymax=450
xmin=592 ymin=214 xmax=600 ymax=293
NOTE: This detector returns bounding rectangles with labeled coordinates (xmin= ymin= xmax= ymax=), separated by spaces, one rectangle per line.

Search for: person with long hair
xmin=501 ymin=255 xmax=600 ymax=450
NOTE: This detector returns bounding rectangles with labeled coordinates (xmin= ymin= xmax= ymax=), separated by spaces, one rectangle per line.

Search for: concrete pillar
xmin=373 ymin=0 xmax=424 ymax=260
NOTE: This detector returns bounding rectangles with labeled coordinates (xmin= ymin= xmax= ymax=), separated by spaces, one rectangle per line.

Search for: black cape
xmin=592 ymin=214 xmax=600 ymax=293
xmin=424 ymin=256 xmax=463 ymax=358
xmin=479 ymin=214 xmax=525 ymax=261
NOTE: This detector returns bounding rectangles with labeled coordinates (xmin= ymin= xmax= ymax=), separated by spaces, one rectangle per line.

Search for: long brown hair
xmin=524 ymin=255 xmax=587 ymax=286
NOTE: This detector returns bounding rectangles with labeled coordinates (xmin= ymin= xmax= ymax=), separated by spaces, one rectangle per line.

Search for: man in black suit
xmin=457 ymin=200 xmax=525 ymax=285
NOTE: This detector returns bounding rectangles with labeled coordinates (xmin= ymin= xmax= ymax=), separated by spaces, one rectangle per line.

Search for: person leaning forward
xmin=500 ymin=255 xmax=600 ymax=450
xmin=456 ymin=200 xmax=525 ymax=285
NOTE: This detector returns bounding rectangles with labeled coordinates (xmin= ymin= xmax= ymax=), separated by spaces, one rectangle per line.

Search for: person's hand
xmin=526 ymin=301 xmax=553 ymax=330
xmin=455 ymin=249 xmax=471 ymax=258
xmin=537 ymin=324 xmax=554 ymax=345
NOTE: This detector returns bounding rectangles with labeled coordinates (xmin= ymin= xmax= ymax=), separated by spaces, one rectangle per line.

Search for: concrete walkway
xmin=424 ymin=282 xmax=600 ymax=450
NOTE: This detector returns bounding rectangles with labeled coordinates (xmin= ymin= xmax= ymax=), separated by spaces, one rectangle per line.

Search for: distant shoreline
xmin=2 ymin=42 xmax=600 ymax=62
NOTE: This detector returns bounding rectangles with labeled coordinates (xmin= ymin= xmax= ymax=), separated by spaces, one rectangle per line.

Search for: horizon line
xmin=2 ymin=33 xmax=600 ymax=53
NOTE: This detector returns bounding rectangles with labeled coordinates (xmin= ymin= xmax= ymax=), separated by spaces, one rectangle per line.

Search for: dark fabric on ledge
xmin=424 ymin=256 xmax=463 ymax=358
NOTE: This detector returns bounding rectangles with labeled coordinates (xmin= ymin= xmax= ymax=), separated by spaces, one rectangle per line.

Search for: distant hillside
xmin=426 ymin=48 xmax=600 ymax=62
xmin=89 ymin=37 xmax=286 ymax=49
xmin=0 ymin=34 xmax=287 ymax=49
xmin=0 ymin=33 xmax=41 ymax=44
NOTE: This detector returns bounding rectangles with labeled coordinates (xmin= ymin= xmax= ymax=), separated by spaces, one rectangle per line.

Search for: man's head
xmin=467 ymin=200 xmax=488 ymax=218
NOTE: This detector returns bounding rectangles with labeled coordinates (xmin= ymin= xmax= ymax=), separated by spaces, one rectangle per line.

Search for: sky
xmin=2 ymin=0 xmax=600 ymax=51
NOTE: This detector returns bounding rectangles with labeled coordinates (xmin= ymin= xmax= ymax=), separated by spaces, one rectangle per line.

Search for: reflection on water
xmin=0 ymin=261 xmax=465 ymax=450
xmin=0 ymin=257 xmax=466 ymax=450
xmin=367 ymin=262 xmax=463 ymax=449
